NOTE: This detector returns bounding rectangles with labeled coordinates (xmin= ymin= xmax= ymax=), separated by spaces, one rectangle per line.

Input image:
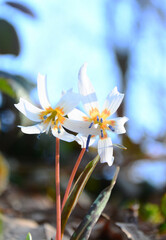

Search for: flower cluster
xmin=15 ymin=64 xmax=128 ymax=166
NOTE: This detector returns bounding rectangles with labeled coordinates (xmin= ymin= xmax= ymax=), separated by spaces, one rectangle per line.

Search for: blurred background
xmin=0 ymin=0 xmax=166 ymax=238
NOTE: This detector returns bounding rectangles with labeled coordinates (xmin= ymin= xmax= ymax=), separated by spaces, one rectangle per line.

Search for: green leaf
xmin=71 ymin=166 xmax=120 ymax=240
xmin=61 ymin=154 xmax=100 ymax=237
xmin=159 ymin=222 xmax=166 ymax=234
xmin=0 ymin=19 xmax=20 ymax=56
xmin=26 ymin=232 xmax=32 ymax=240
xmin=160 ymin=193 xmax=166 ymax=218
xmin=0 ymin=78 xmax=16 ymax=98
xmin=0 ymin=71 xmax=35 ymax=92
xmin=139 ymin=203 xmax=164 ymax=224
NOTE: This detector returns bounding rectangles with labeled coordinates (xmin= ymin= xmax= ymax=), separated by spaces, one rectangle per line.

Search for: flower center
xmin=83 ymin=107 xmax=115 ymax=138
xmin=39 ymin=106 xmax=65 ymax=132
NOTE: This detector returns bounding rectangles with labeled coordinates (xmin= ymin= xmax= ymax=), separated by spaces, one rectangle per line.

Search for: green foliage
xmin=0 ymin=71 xmax=35 ymax=113
xmin=159 ymin=194 xmax=166 ymax=234
xmin=0 ymin=78 xmax=16 ymax=98
xmin=160 ymin=193 xmax=166 ymax=218
xmin=159 ymin=222 xmax=166 ymax=234
xmin=139 ymin=203 xmax=164 ymax=224
xmin=0 ymin=19 xmax=20 ymax=56
xmin=71 ymin=166 xmax=119 ymax=240
xmin=61 ymin=154 xmax=100 ymax=237
xmin=26 ymin=232 xmax=32 ymax=240
xmin=0 ymin=71 xmax=35 ymax=92
xmin=0 ymin=3 xmax=35 ymax=106
xmin=139 ymin=194 xmax=166 ymax=236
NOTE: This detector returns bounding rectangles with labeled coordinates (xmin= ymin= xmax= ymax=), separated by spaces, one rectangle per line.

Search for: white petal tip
xmin=82 ymin=62 xmax=88 ymax=68
xmin=100 ymin=156 xmax=114 ymax=166
xmin=124 ymin=117 xmax=129 ymax=122
xmin=37 ymin=73 xmax=47 ymax=86
xmin=38 ymin=72 xmax=46 ymax=79
xmin=79 ymin=63 xmax=88 ymax=76
xmin=113 ymin=86 xmax=124 ymax=96
xmin=14 ymin=103 xmax=18 ymax=108
xmin=107 ymin=157 xmax=114 ymax=166
xmin=114 ymin=86 xmax=118 ymax=92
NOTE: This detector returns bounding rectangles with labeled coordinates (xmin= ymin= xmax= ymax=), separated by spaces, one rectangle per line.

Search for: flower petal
xmin=102 ymin=87 xmax=124 ymax=116
xmin=68 ymin=108 xmax=87 ymax=121
xmin=109 ymin=116 xmax=128 ymax=134
xmin=55 ymin=91 xmax=81 ymax=115
xmin=52 ymin=127 xmax=76 ymax=142
xmin=18 ymin=123 xmax=46 ymax=134
xmin=78 ymin=63 xmax=99 ymax=115
xmin=98 ymin=137 xmax=114 ymax=166
xmin=14 ymin=98 xmax=42 ymax=122
xmin=37 ymin=73 xmax=51 ymax=109
xmin=63 ymin=118 xmax=100 ymax=136
xmin=75 ymin=134 xmax=96 ymax=148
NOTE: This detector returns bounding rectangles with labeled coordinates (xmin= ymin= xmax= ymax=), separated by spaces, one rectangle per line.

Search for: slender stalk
xmin=61 ymin=148 xmax=86 ymax=211
xmin=55 ymin=138 xmax=61 ymax=240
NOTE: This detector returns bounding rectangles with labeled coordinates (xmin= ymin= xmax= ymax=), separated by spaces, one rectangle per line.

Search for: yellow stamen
xmin=83 ymin=107 xmax=114 ymax=136
xmin=101 ymin=108 xmax=111 ymax=120
xmin=39 ymin=106 xmax=65 ymax=130
xmin=89 ymin=107 xmax=100 ymax=119
xmin=107 ymin=120 xmax=115 ymax=127
xmin=82 ymin=116 xmax=89 ymax=121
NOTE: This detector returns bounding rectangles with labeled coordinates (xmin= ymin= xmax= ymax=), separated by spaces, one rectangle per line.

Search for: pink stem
xmin=55 ymin=138 xmax=61 ymax=240
xmin=61 ymin=148 xmax=86 ymax=211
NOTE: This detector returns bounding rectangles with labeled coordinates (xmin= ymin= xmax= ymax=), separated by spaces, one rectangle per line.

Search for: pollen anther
xmin=89 ymin=122 xmax=94 ymax=128
xmin=108 ymin=125 xmax=115 ymax=132
xmin=86 ymin=134 xmax=92 ymax=151
xmin=58 ymin=128 xmax=61 ymax=134
xmin=101 ymin=129 xmax=104 ymax=138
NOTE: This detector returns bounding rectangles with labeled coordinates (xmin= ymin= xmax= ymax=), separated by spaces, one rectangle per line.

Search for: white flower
xmin=14 ymin=73 xmax=81 ymax=142
xmin=64 ymin=64 xmax=128 ymax=165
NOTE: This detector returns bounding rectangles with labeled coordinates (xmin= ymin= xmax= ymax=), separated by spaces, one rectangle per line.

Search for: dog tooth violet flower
xmin=14 ymin=73 xmax=80 ymax=142
xmin=64 ymin=63 xmax=128 ymax=166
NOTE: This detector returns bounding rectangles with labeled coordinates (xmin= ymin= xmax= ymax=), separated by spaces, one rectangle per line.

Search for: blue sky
xmin=1 ymin=0 xmax=166 ymax=142
xmin=1 ymin=0 xmax=166 ymax=188
xmin=0 ymin=0 xmax=115 ymax=105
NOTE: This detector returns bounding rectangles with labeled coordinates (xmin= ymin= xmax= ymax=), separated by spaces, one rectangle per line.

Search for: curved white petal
xmin=63 ymin=118 xmax=100 ymax=136
xmin=103 ymin=87 xmax=124 ymax=116
xmin=110 ymin=116 xmax=128 ymax=134
xmin=75 ymin=134 xmax=96 ymax=148
xmin=37 ymin=73 xmax=51 ymax=109
xmin=52 ymin=127 xmax=76 ymax=142
xmin=55 ymin=91 xmax=81 ymax=115
xmin=14 ymin=98 xmax=42 ymax=122
xmin=78 ymin=63 xmax=99 ymax=115
xmin=68 ymin=108 xmax=87 ymax=121
xmin=98 ymin=137 xmax=114 ymax=166
xmin=18 ymin=123 xmax=46 ymax=134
